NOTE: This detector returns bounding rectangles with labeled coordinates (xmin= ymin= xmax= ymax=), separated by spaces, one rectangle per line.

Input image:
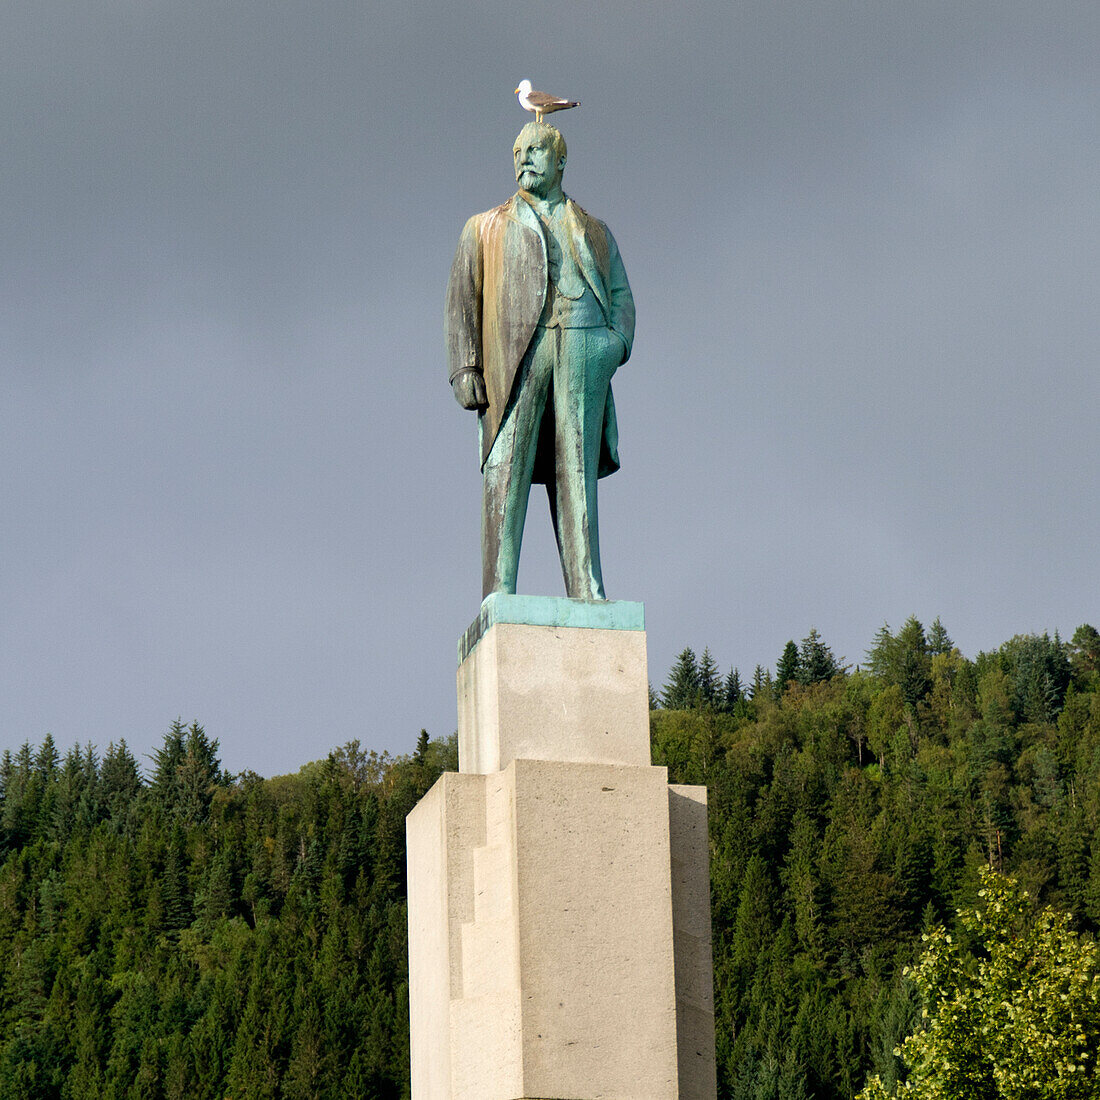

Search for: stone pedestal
xmin=457 ymin=593 xmax=651 ymax=773
xmin=407 ymin=595 xmax=716 ymax=1100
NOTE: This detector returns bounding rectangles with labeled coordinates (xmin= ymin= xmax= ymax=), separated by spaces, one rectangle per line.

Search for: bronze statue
xmin=445 ymin=121 xmax=635 ymax=600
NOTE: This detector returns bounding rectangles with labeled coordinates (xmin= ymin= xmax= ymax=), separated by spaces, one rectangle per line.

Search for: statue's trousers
xmin=481 ymin=324 xmax=622 ymax=600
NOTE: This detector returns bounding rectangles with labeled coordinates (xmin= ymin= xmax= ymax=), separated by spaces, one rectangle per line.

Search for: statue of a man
xmin=446 ymin=122 xmax=635 ymax=600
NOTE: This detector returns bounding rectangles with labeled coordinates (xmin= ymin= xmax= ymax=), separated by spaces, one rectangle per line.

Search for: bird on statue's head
xmin=514 ymin=79 xmax=580 ymax=123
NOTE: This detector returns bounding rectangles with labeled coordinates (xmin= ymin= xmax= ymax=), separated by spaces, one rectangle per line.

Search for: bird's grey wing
xmin=528 ymin=90 xmax=568 ymax=108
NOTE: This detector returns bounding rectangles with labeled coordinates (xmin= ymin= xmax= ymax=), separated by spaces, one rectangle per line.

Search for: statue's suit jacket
xmin=445 ymin=193 xmax=635 ymax=481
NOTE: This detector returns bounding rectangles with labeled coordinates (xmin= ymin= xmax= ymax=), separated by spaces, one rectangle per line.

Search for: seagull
xmin=515 ymin=79 xmax=580 ymax=123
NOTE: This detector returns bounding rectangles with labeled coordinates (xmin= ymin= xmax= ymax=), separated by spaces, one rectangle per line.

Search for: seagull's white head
xmin=515 ymin=79 xmax=532 ymax=96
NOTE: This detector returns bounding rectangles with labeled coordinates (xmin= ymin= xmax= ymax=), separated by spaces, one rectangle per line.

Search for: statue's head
xmin=513 ymin=122 xmax=567 ymax=199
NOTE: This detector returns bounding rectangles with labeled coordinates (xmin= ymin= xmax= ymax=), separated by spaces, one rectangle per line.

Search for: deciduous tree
xmin=858 ymin=869 xmax=1100 ymax=1100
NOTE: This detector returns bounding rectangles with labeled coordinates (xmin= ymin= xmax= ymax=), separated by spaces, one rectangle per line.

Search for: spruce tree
xmin=927 ymin=617 xmax=953 ymax=656
xmin=150 ymin=719 xmax=187 ymax=804
xmin=1002 ymin=632 xmax=1072 ymax=724
xmin=896 ymin=617 xmax=932 ymax=710
xmin=749 ymin=665 xmax=770 ymax=700
xmin=162 ymin=828 xmax=192 ymax=932
xmin=177 ymin=721 xmax=225 ymax=824
xmin=698 ymin=647 xmax=721 ymax=707
xmin=722 ymin=668 xmax=744 ymax=713
xmin=100 ymin=740 xmax=142 ymax=822
xmin=35 ymin=733 xmax=60 ymax=778
xmin=661 ymin=648 xmax=700 ymax=710
xmin=797 ymin=628 xmax=838 ymax=685
xmin=776 ymin=641 xmax=801 ymax=696
xmin=865 ymin=622 xmax=897 ymax=679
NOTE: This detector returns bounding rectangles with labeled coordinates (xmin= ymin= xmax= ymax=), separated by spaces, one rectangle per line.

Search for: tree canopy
xmin=652 ymin=621 xmax=1100 ymax=1099
xmin=858 ymin=869 xmax=1100 ymax=1100
xmin=1 ymin=620 xmax=1098 ymax=1098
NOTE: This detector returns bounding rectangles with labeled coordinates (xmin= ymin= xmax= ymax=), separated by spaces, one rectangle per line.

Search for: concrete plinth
xmin=457 ymin=593 xmax=650 ymax=774
xmin=408 ymin=760 xmax=714 ymax=1100
xmin=407 ymin=596 xmax=716 ymax=1100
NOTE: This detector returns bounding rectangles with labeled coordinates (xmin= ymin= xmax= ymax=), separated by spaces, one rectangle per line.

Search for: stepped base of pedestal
xmin=407 ymin=759 xmax=716 ymax=1100
xmin=410 ymin=597 xmax=716 ymax=1100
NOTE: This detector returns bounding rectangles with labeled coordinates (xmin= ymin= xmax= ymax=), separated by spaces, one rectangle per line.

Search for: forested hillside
xmin=0 ymin=725 xmax=447 ymax=1098
xmin=1 ymin=620 xmax=1098 ymax=1099
xmin=652 ymin=621 xmax=1100 ymax=1098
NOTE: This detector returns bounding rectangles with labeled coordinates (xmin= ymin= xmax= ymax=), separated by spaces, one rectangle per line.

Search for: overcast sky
xmin=2 ymin=0 xmax=1097 ymax=777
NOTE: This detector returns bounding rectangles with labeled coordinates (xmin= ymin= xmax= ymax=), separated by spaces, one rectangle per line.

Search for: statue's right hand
xmin=451 ymin=370 xmax=487 ymax=410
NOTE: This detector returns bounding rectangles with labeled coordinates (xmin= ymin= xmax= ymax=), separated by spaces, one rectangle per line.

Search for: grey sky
xmin=2 ymin=1 xmax=1097 ymax=776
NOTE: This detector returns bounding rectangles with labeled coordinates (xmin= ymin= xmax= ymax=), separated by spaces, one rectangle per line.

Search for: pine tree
xmin=749 ymin=665 xmax=771 ymax=700
xmin=197 ymin=849 xmax=235 ymax=925
xmin=161 ymin=830 xmax=192 ymax=932
xmin=176 ymin=721 xmax=225 ymax=824
xmin=35 ymin=733 xmax=60 ymax=778
xmin=100 ymin=740 xmax=142 ymax=823
xmin=150 ymin=719 xmax=187 ymax=805
xmin=0 ymin=748 xmax=12 ymax=801
xmin=776 ymin=641 xmax=801 ymax=697
xmin=1069 ymin=624 xmax=1099 ymax=685
xmin=865 ymin=623 xmax=894 ymax=676
xmin=895 ymin=617 xmax=932 ymax=710
xmin=730 ymin=853 xmax=776 ymax=980
xmin=797 ymin=628 xmax=839 ymax=685
xmin=661 ymin=648 xmax=700 ymax=710
xmin=2 ymin=742 xmax=38 ymax=848
xmin=784 ymin=811 xmax=824 ymax=961
xmin=927 ymin=617 xmax=953 ymax=656
xmin=1001 ymin=632 xmax=1072 ymax=724
xmin=722 ymin=668 xmax=744 ymax=713
xmin=698 ymin=647 xmax=721 ymax=707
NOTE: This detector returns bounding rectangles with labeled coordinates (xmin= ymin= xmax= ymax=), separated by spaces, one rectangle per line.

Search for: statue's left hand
xmin=609 ymin=328 xmax=629 ymax=366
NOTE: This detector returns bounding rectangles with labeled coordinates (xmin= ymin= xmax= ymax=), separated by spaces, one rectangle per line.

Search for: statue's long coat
xmin=445 ymin=193 xmax=635 ymax=481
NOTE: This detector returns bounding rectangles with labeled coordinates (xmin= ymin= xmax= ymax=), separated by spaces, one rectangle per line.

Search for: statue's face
xmin=514 ymin=133 xmax=564 ymax=198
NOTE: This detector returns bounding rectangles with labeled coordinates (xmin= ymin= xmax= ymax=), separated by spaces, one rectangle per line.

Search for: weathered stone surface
xmin=410 ymin=602 xmax=716 ymax=1099
xmin=457 ymin=619 xmax=651 ymax=774
xmin=407 ymin=760 xmax=715 ymax=1100
xmin=669 ymin=785 xmax=718 ymax=1100
xmin=406 ymin=772 xmax=487 ymax=1100
xmin=508 ymin=759 xmax=679 ymax=1100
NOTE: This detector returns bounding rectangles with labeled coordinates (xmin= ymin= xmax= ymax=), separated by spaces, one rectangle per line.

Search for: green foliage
xmin=656 ymin=618 xmax=1100 ymax=1099
xmin=1069 ymin=625 xmax=1099 ymax=688
xmin=698 ymin=647 xmax=721 ymax=708
xmin=722 ymin=667 xmax=745 ymax=714
xmin=999 ymin=633 xmax=1072 ymax=725
xmin=867 ymin=618 xmax=934 ymax=711
xmin=0 ymin=723 xmax=458 ymax=1099
xmin=2 ymin=617 xmax=1096 ymax=1098
xmin=927 ymin=617 xmax=953 ymax=657
xmin=858 ymin=869 xmax=1100 ymax=1100
xmin=776 ymin=640 xmax=801 ymax=696
xmin=797 ymin=628 xmax=840 ymax=686
xmin=661 ymin=647 xmax=701 ymax=709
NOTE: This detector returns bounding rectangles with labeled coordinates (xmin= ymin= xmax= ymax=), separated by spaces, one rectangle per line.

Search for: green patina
xmin=446 ymin=122 xmax=636 ymax=602
xmin=458 ymin=592 xmax=645 ymax=663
